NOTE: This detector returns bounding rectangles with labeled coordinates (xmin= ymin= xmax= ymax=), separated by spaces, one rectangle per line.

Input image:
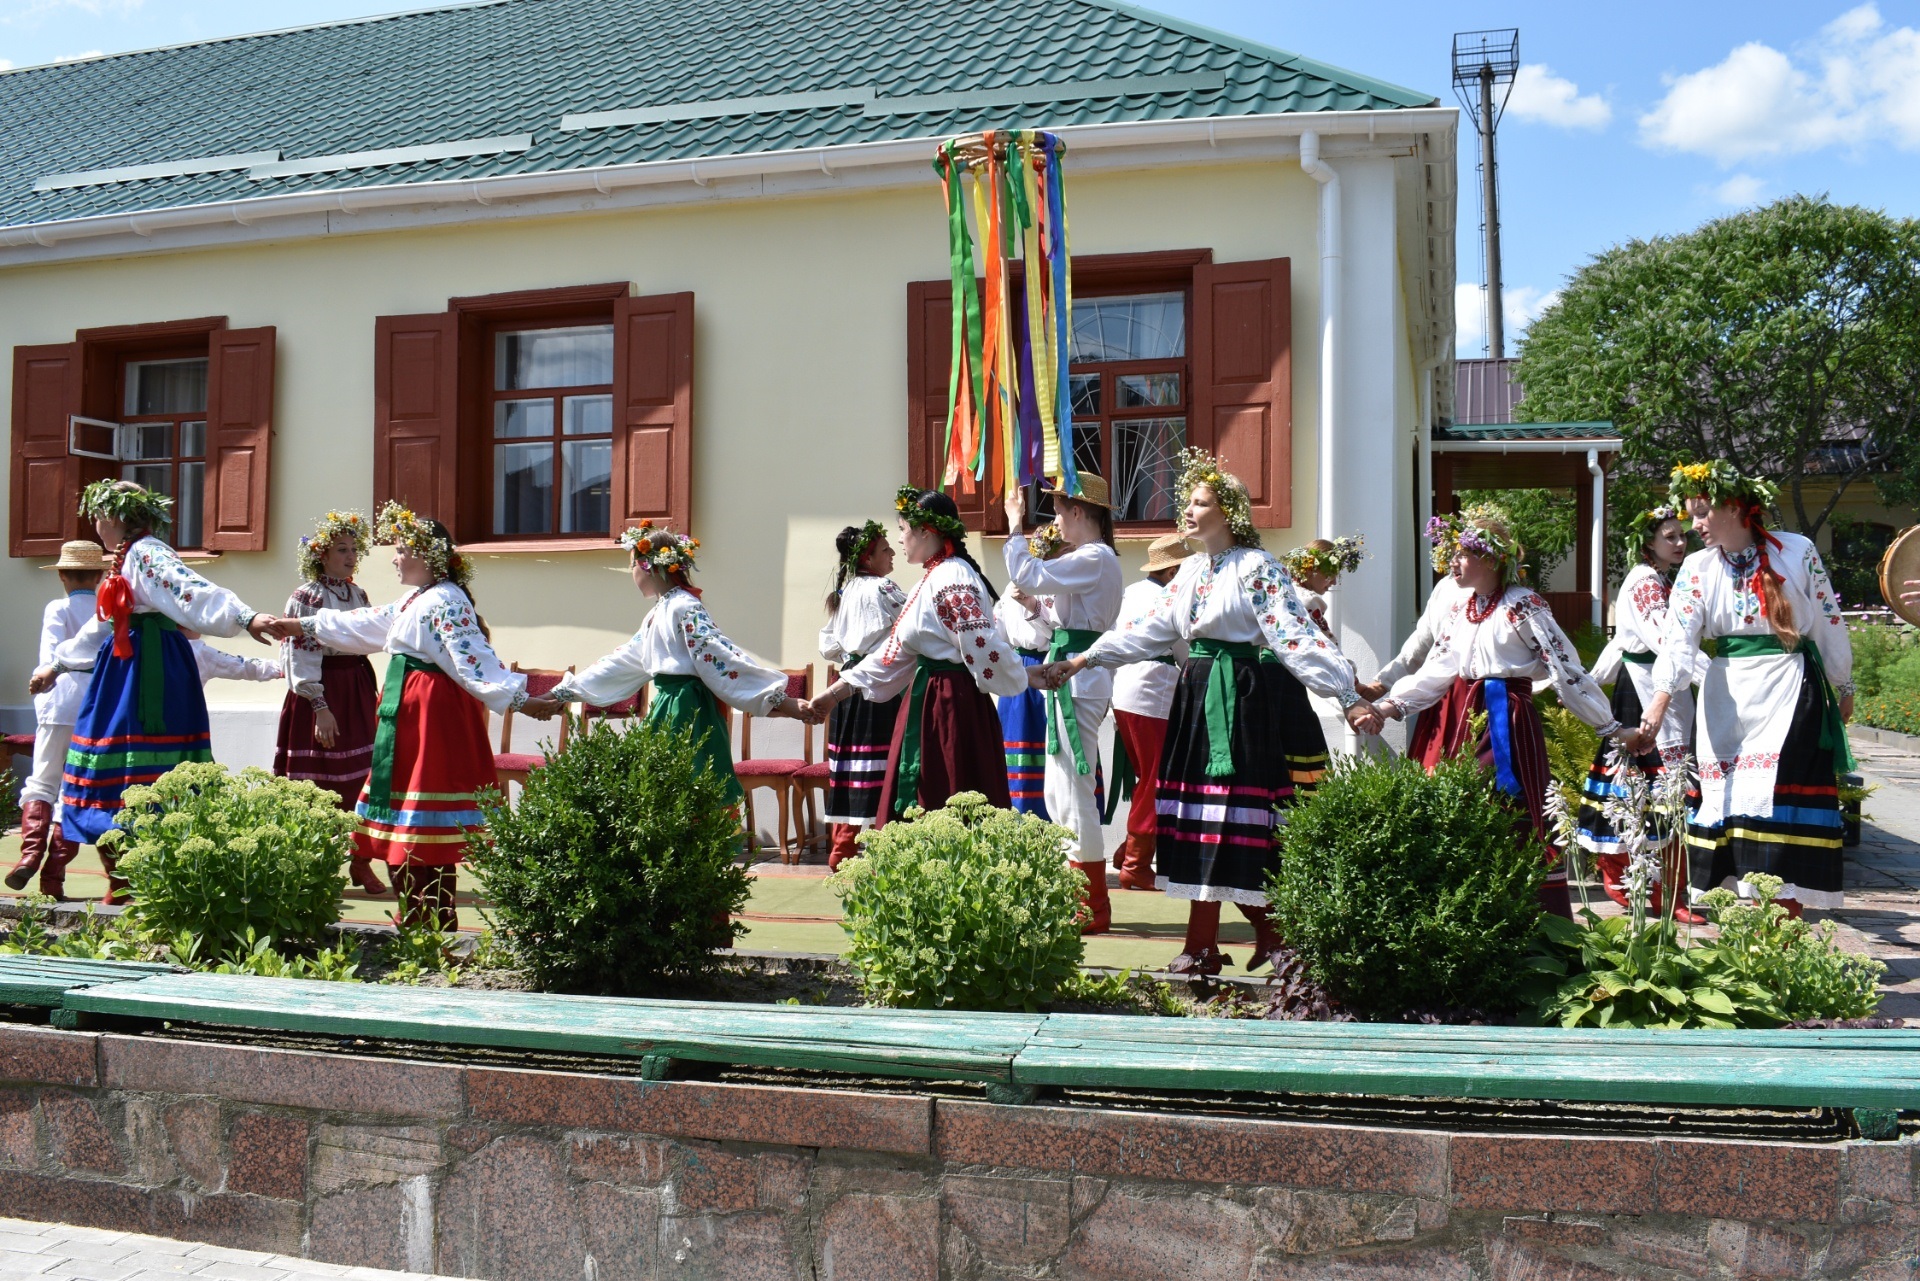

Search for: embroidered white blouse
xmin=190 ymin=640 xmax=283 ymax=686
xmin=818 ymin=575 xmax=909 ymax=667
xmin=1003 ymin=538 xmax=1124 ymax=705
xmin=1372 ymin=577 xmax=1466 ymax=688
xmin=1109 ymin=577 xmax=1187 ymax=720
xmin=842 ymin=557 xmax=1030 ymax=702
xmin=995 ymin=592 xmax=1055 ymax=655
xmin=36 ymin=591 xmax=96 ymax=725
xmin=281 ymin=577 xmax=372 ymax=706
xmin=299 ymin=582 xmax=529 ymax=715
xmin=553 ymin=588 xmax=789 ymax=715
xmin=1385 ymin=585 xmax=1619 ymax=732
xmin=54 ymin=537 xmax=258 ymax=670
xmin=1080 ymin=547 xmax=1360 ymax=707
xmin=1652 ymin=532 xmax=1853 ymax=699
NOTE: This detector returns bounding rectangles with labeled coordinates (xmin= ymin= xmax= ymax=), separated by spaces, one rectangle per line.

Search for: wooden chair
xmin=578 ymin=685 xmax=647 ymax=731
xmin=792 ymin=664 xmax=835 ymax=857
xmin=495 ymin=663 xmax=572 ymax=791
xmin=733 ymin=668 xmax=812 ymax=864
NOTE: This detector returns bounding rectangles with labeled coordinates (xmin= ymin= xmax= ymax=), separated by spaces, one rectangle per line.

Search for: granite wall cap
xmin=100 ymin=1035 xmax=465 ymax=1120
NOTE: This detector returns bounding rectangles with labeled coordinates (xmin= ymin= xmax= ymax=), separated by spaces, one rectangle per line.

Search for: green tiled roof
xmin=0 ymin=0 xmax=1438 ymax=228
xmin=1436 ymin=422 xmax=1619 ymax=442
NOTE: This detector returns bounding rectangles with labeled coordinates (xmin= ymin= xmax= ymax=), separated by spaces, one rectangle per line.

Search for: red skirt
xmin=352 ymin=667 xmax=496 ymax=868
xmin=274 ymin=655 xmax=378 ymax=805
xmin=1409 ymin=675 xmax=1552 ymax=844
xmin=873 ymin=670 xmax=1010 ymax=827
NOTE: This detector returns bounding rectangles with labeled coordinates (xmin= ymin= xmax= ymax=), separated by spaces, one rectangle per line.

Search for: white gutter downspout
xmin=1300 ymin=130 xmax=1340 ymax=543
xmin=1416 ymin=352 xmax=1446 ymax=608
xmin=1587 ymin=448 xmax=1606 ymax=630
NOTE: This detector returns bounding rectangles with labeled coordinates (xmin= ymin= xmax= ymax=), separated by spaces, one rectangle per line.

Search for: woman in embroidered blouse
xmin=816 ymin=522 xmax=908 ymax=868
xmin=1002 ymin=475 xmax=1125 ymax=932
xmin=30 ymin=481 xmax=276 ymax=903
xmin=1045 ymin=451 xmax=1380 ymax=975
xmin=273 ymin=511 xmax=386 ymax=896
xmin=1375 ymin=507 xmax=1636 ymax=918
xmin=262 ymin=504 xmax=559 ymax=929
xmin=1643 ymin=462 xmax=1855 ymax=917
xmin=810 ymin=487 xmax=1035 ymax=823
xmin=1576 ymin=505 xmax=1702 ymax=918
xmin=551 ymin=522 xmax=808 ymax=813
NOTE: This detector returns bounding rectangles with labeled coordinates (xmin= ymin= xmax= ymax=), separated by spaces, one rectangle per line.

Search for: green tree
xmin=1515 ymin=196 xmax=1920 ymax=540
xmin=1459 ymin=487 xmax=1575 ymax=587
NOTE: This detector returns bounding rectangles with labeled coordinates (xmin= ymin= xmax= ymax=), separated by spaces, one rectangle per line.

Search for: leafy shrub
xmin=473 ymin=720 xmax=749 ymax=994
xmin=0 ymin=897 xmax=146 ymax=961
xmin=1271 ymin=753 xmax=1546 ymax=1018
xmin=112 ymin=763 xmax=354 ymax=955
xmin=833 ymin=792 xmax=1084 ymax=1011
xmin=1 ymin=766 xmax=18 ymax=833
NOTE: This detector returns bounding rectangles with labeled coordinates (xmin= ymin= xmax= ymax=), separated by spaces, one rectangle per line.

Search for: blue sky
xmin=5 ymin=0 xmax=1917 ymax=357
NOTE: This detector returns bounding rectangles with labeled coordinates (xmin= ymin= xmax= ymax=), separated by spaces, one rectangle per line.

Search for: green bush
xmin=1849 ymin=620 xmax=1920 ymax=699
xmin=472 ymin=720 xmax=749 ymax=994
xmin=112 ymin=763 xmax=354 ymax=955
xmin=833 ymin=792 xmax=1084 ymax=1011
xmin=1271 ymin=753 xmax=1546 ymax=1018
xmin=1 ymin=765 xmax=18 ymax=833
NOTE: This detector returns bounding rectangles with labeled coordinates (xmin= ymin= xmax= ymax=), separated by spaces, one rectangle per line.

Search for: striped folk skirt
xmin=823 ymin=687 xmax=901 ymax=826
xmin=59 ymin=625 xmax=213 ymax=847
xmin=274 ymin=655 xmax=378 ymax=806
xmin=353 ymin=666 xmax=496 ymax=868
xmin=1575 ymin=671 xmax=1668 ymax=856
xmin=997 ymin=651 xmax=1051 ymax=818
xmin=1154 ymin=649 xmax=1326 ymax=905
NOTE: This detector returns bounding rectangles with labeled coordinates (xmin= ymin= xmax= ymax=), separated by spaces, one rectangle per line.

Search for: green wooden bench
xmin=0 ymin=956 xmax=176 ymax=1007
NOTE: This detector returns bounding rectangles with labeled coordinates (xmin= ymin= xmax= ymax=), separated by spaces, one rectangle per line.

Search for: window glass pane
xmin=494 ymin=443 xmax=554 ymax=535
xmin=179 ymin=421 xmax=206 ymax=458
xmin=1069 ymin=293 xmax=1185 ymax=362
xmin=564 ymin=394 xmax=613 ymax=436
xmin=1112 ymin=417 xmax=1187 ymax=522
xmin=495 ymin=399 xmax=554 ymax=439
xmin=123 ymin=463 xmax=171 ymax=495
xmin=1116 ymin=373 xmax=1181 ymax=408
xmin=124 ymin=359 xmax=208 ymax=416
xmin=177 ymin=461 xmax=204 ymax=548
xmin=1024 ymin=427 xmax=1107 ymax=520
xmin=126 ymin=423 xmax=173 ymax=461
xmin=561 ymin=440 xmax=612 ymax=534
xmin=1068 ymin=374 xmax=1101 ymax=418
xmin=495 ymin=325 xmax=614 ymax=390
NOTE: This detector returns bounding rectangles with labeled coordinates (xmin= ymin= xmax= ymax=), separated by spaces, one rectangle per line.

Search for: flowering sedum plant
xmin=833 ymin=792 xmax=1085 ymax=1011
xmin=110 ymin=762 xmax=354 ymax=956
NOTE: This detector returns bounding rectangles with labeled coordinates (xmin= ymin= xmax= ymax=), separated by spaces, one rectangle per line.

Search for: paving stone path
xmin=0 ymin=1217 xmax=457 ymax=1281
xmin=1830 ymin=738 xmax=1920 ymax=1022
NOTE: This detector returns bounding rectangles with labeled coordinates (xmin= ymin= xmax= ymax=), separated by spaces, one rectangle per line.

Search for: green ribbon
xmin=1716 ymin=634 xmax=1856 ymax=773
xmin=1190 ymin=638 xmax=1270 ymax=778
xmin=367 ymin=654 xmax=436 ymax=817
xmin=1102 ymin=729 xmax=1135 ymax=823
xmin=938 ymin=144 xmax=984 ymax=485
xmin=1044 ymin=627 xmax=1104 ymax=775
xmin=1621 ymin=650 xmax=1655 ymax=665
xmin=893 ymin=657 xmax=968 ymax=817
xmin=131 ymin=614 xmax=180 ymax=736
xmin=646 ymin=674 xmax=742 ymax=807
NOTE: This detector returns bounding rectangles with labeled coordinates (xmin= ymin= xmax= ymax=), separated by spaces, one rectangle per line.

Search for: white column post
xmin=1587 ymin=448 xmax=1606 ymax=629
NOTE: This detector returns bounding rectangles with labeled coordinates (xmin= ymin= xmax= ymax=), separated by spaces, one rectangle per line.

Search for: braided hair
xmin=826 ymin=523 xmax=880 ymax=615
xmin=1740 ymin=502 xmax=1799 ymax=650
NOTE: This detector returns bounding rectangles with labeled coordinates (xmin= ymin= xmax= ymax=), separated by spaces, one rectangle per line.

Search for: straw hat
xmin=1143 ymin=533 xmax=1195 ymax=573
xmin=41 ymin=540 xmax=108 ymax=572
xmin=1041 ymin=473 xmax=1111 ymax=510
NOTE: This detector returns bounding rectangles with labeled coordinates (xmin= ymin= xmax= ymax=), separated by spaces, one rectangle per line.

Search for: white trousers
xmin=1044 ymin=692 xmax=1109 ymax=863
xmin=22 ymin=723 xmax=73 ymax=806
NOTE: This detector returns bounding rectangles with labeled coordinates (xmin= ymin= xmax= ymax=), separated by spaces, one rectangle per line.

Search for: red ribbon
xmin=97 ymin=574 xmax=135 ymax=659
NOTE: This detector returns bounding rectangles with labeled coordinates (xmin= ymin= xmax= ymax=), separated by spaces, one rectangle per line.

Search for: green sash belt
xmin=1716 ymin=634 xmax=1856 ymax=772
xmin=1044 ymin=627 xmax=1105 ymax=776
xmin=1016 ymin=648 xmax=1047 ymax=662
xmin=132 ymin=614 xmax=180 ymax=735
xmin=1190 ymin=638 xmax=1272 ymax=778
xmin=646 ymin=674 xmax=742 ymax=807
xmin=893 ymin=657 xmax=968 ymax=817
xmin=368 ymin=654 xmax=436 ymax=816
xmin=1150 ymin=655 xmax=1179 ymax=666
xmin=1621 ymin=650 xmax=1655 ymax=665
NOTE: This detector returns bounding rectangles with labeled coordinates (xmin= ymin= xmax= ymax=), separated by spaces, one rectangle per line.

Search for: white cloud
xmin=1640 ymin=4 xmax=1920 ymax=163
xmin=1455 ymin=282 xmax=1562 ymax=357
xmin=1506 ymin=63 xmax=1612 ymax=130
xmin=51 ymin=47 xmax=98 ymax=60
xmin=0 ymin=58 xmax=12 ymax=69
xmin=1713 ymin=172 xmax=1767 ymax=205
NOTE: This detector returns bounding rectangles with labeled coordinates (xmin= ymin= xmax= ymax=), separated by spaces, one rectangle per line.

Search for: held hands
xmin=520 ymin=695 xmax=564 ymax=721
xmin=312 ymin=705 xmax=340 ymax=749
xmin=261 ymin=616 xmax=307 ymax=642
xmin=27 ymin=665 xmax=58 ymax=696
xmin=772 ymin=696 xmax=827 ymax=725
xmin=1344 ymin=699 xmax=1384 ymax=736
xmin=245 ymin=614 xmax=280 ymax=645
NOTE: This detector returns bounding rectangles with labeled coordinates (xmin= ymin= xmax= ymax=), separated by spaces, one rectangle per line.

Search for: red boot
xmin=1595 ymin=853 xmax=1631 ymax=910
xmin=39 ymin=816 xmax=80 ymax=901
xmin=349 ymin=856 xmax=390 ymax=897
xmin=1239 ymin=903 xmax=1284 ymax=972
xmin=827 ymin=823 xmax=861 ymax=872
xmin=1076 ymin=861 xmax=1112 ymax=935
xmin=1115 ymin=834 xmax=1158 ymax=891
xmin=1167 ymin=900 xmax=1227 ymax=975
xmin=1657 ymin=845 xmax=1705 ymax=925
xmin=5 ymin=800 xmax=51 ymax=891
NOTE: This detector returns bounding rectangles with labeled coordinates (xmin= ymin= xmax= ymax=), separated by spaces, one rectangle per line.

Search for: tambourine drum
xmin=1878 ymin=525 xmax=1920 ymax=626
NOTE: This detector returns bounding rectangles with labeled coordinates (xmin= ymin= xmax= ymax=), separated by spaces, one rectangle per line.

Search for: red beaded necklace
xmin=1464 ymin=590 xmax=1500 ymax=624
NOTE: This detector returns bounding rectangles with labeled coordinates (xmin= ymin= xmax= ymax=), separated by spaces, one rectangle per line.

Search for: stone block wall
xmin=0 ymin=1022 xmax=1914 ymax=1278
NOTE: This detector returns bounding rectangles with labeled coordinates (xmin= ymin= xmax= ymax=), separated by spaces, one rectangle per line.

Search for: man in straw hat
xmin=6 ymin=541 xmax=107 ymax=897
xmin=1106 ymin=532 xmax=1194 ymax=892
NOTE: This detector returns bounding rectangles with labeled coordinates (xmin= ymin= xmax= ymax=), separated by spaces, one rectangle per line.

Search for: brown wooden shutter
xmin=373 ymin=312 xmax=460 ymax=525
xmin=905 ymin=280 xmax=1002 ymax=534
xmin=202 ymin=326 xmax=275 ymax=551
xmin=609 ymin=291 xmax=693 ymax=534
xmin=10 ymin=342 xmax=83 ymax=557
xmin=1192 ymin=258 xmax=1292 ymax=528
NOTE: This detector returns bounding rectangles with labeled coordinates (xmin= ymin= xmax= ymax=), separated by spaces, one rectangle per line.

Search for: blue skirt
xmin=60 ymin=627 xmax=212 ymax=846
xmin=997 ymin=651 xmax=1050 ymax=818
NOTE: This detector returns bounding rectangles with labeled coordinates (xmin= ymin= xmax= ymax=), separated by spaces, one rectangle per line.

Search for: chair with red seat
xmin=733 ymin=668 xmax=812 ymax=864
xmin=791 ymin=664 xmax=835 ymax=860
xmin=579 ymin=685 xmax=647 ymax=730
xmin=495 ymin=664 xmax=572 ymax=792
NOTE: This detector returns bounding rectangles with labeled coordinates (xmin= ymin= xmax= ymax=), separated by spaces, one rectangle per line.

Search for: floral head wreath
xmin=1281 ymin=535 xmax=1366 ymax=582
xmin=1426 ymin=505 xmax=1523 ymax=575
xmin=894 ymin=484 xmax=968 ymax=545
xmin=842 ymin=520 xmax=885 ymax=576
xmin=1174 ymin=448 xmax=1260 ymax=548
xmin=1625 ymin=504 xmax=1681 ymax=563
xmin=78 ymin=480 xmax=172 ymax=534
xmin=620 ymin=519 xmax=699 ymax=577
xmin=1667 ymin=461 xmax=1778 ymax=513
xmin=297 ymin=509 xmax=371 ymax=582
xmin=373 ymin=501 xmax=471 ymax=591
xmin=1026 ymin=522 xmax=1065 ymax=560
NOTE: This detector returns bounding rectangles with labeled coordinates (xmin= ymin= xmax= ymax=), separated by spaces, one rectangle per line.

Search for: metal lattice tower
xmin=1452 ymin=28 xmax=1519 ymax=358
